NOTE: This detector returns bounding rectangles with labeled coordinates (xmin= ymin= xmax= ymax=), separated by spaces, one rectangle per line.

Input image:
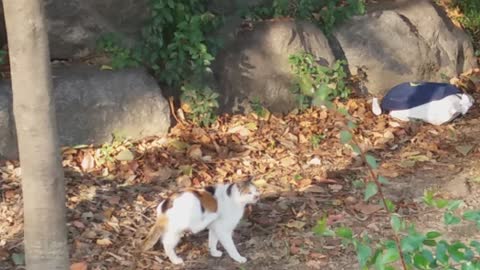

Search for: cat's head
xmin=229 ymin=178 xmax=260 ymax=205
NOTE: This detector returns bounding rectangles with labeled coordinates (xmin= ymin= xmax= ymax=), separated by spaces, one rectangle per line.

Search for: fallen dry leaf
xmin=70 ymin=262 xmax=88 ymax=270
xmin=81 ymin=152 xmax=95 ymax=172
xmin=353 ymin=202 xmax=383 ymax=215
xmin=285 ymin=220 xmax=306 ymax=230
xmin=96 ymin=238 xmax=112 ymax=246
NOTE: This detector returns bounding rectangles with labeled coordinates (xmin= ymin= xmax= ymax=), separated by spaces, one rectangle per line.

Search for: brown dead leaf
xmin=285 ymin=220 xmax=306 ymax=230
xmin=81 ymin=152 xmax=95 ymax=172
xmin=176 ymin=175 xmax=191 ymax=188
xmin=328 ymin=184 xmax=343 ymax=192
xmin=187 ymin=145 xmax=203 ymax=160
xmin=0 ymin=248 xmax=9 ymax=261
xmin=353 ymin=202 xmax=383 ymax=215
xmin=70 ymin=262 xmax=88 ymax=270
xmin=72 ymin=220 xmax=85 ymax=229
xmin=96 ymin=238 xmax=112 ymax=246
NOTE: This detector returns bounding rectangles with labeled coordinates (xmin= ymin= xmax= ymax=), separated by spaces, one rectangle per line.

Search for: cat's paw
xmin=233 ymin=256 xmax=247 ymax=263
xmin=210 ymin=250 xmax=223 ymax=257
xmin=169 ymin=257 xmax=184 ymax=265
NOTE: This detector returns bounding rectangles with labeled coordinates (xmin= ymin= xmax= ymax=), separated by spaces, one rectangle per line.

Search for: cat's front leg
xmin=215 ymin=228 xmax=246 ymax=263
xmin=208 ymin=229 xmax=222 ymax=257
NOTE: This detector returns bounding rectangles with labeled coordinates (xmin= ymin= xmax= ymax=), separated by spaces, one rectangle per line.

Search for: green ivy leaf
xmin=390 ymin=215 xmax=401 ymax=233
xmin=378 ymin=176 xmax=390 ymax=185
xmin=340 ymin=130 xmax=352 ymax=144
xmin=426 ymin=231 xmax=442 ymax=239
xmin=463 ymin=210 xmax=480 ymax=223
xmin=423 ymin=239 xmax=437 ymax=246
xmin=364 ymin=182 xmax=378 ymax=201
xmin=351 ymin=144 xmax=362 ymax=155
xmin=347 ymin=120 xmax=357 ymax=129
xmin=335 ymin=227 xmax=353 ymax=240
xmin=413 ymin=253 xmax=429 ymax=269
xmin=313 ymin=216 xmax=334 ymax=236
xmin=355 ymin=241 xmax=372 ymax=268
xmin=436 ymin=241 xmax=449 ymax=265
xmin=337 ymin=107 xmax=349 ymax=116
xmin=401 ymin=230 xmax=426 ymax=253
xmin=423 ymin=190 xmax=434 ymax=206
xmin=383 ymin=199 xmax=396 ymax=213
xmin=448 ymin=242 xmax=467 ymax=262
xmin=434 ymin=199 xmax=449 ymax=209
xmin=470 ymin=240 xmax=480 ymax=254
xmin=444 ymin=212 xmax=461 ymax=225
xmin=381 ymin=247 xmax=400 ymax=264
xmin=447 ymin=200 xmax=464 ymax=211
xmin=365 ymin=154 xmax=378 ymax=169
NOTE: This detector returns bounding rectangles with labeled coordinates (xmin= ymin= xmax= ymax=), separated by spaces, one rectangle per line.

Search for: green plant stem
xmin=346 ymin=123 xmax=408 ymax=270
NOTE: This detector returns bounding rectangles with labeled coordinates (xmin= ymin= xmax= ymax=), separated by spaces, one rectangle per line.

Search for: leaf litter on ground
xmin=1 ymin=69 xmax=480 ymax=269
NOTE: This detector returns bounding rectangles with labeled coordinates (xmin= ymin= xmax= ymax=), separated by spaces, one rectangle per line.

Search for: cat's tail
xmin=141 ymin=215 xmax=168 ymax=251
xmin=371 ymin=97 xmax=382 ymax=116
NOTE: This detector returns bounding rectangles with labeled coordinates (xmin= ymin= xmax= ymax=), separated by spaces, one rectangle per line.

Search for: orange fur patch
xmin=189 ymin=189 xmax=218 ymax=212
xmin=236 ymin=178 xmax=253 ymax=195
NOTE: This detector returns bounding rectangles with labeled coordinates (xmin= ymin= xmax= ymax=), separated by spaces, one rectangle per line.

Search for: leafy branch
xmin=314 ymin=102 xmax=480 ymax=269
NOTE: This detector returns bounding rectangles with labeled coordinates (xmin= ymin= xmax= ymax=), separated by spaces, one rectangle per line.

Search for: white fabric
xmin=372 ymin=94 xmax=474 ymax=125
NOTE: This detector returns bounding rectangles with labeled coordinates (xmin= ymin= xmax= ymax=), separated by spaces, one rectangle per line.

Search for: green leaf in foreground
xmin=365 ymin=154 xmax=378 ymax=169
xmin=336 ymin=227 xmax=353 ymax=240
xmin=364 ymin=182 xmax=378 ymax=201
xmin=444 ymin=212 xmax=461 ymax=225
xmin=355 ymin=241 xmax=372 ymax=268
xmin=391 ymin=214 xmax=401 ymax=232
xmin=340 ymin=130 xmax=352 ymax=144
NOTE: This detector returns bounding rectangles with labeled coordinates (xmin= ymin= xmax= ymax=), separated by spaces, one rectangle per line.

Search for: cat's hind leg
xmin=162 ymin=231 xmax=184 ymax=265
xmin=190 ymin=212 xmax=218 ymax=234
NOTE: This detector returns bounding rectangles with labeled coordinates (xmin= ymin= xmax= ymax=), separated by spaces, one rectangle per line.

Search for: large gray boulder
xmin=0 ymin=65 xmax=170 ymax=159
xmin=214 ymin=20 xmax=336 ymax=113
xmin=44 ymin=0 xmax=149 ymax=59
xmin=44 ymin=0 xmax=148 ymax=59
xmin=333 ymin=0 xmax=477 ymax=95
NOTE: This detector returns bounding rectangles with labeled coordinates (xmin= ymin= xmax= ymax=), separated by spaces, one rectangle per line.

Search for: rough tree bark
xmin=2 ymin=1 xmax=69 ymax=269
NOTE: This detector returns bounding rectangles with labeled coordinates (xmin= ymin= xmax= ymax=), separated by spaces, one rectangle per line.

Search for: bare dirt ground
xmin=2 ymin=76 xmax=480 ymax=270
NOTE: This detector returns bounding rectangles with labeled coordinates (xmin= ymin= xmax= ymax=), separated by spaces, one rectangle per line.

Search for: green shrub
xmin=289 ymin=52 xmax=350 ymax=110
xmin=97 ymin=33 xmax=141 ymax=69
xmin=97 ymin=0 xmax=223 ymax=88
xmin=141 ymin=0 xmax=223 ymax=87
xmin=241 ymin=0 xmax=365 ymax=34
xmin=180 ymin=82 xmax=219 ymax=127
xmin=452 ymin=0 xmax=480 ymax=48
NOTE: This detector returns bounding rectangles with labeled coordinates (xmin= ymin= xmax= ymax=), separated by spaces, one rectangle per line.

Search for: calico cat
xmin=141 ymin=179 xmax=260 ymax=265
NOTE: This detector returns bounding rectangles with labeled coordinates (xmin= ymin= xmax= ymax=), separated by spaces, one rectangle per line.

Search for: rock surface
xmin=214 ymin=20 xmax=336 ymax=113
xmin=0 ymin=0 xmax=149 ymax=59
xmin=333 ymin=0 xmax=477 ymax=95
xmin=0 ymin=65 xmax=170 ymax=159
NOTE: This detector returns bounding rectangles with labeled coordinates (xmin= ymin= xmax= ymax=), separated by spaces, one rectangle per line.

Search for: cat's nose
xmin=254 ymin=195 xmax=260 ymax=201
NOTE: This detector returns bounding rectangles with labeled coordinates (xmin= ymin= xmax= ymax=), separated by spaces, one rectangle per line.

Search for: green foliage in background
xmin=289 ymin=52 xmax=350 ymax=110
xmin=97 ymin=0 xmax=222 ymax=88
xmin=97 ymin=33 xmax=141 ymax=69
xmin=180 ymin=81 xmax=220 ymax=127
xmin=141 ymin=0 xmax=223 ymax=87
xmin=453 ymin=0 xmax=480 ymax=48
xmin=240 ymin=0 xmax=365 ymax=34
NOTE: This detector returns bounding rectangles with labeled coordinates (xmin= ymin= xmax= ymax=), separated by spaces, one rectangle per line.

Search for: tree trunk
xmin=2 ymin=1 xmax=69 ymax=269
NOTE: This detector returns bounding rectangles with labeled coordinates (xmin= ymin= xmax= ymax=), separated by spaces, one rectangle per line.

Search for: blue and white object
xmin=372 ymin=82 xmax=474 ymax=125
